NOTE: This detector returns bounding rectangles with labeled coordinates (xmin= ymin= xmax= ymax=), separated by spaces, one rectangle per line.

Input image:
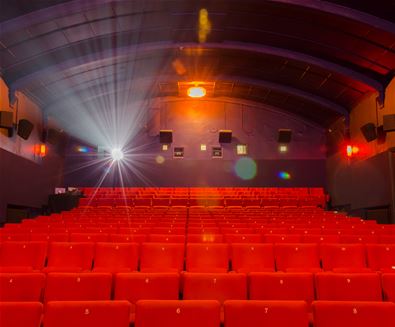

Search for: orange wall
xmin=350 ymin=77 xmax=395 ymax=157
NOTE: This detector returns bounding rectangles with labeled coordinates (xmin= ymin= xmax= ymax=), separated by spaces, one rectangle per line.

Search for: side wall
xmin=0 ymin=78 xmax=64 ymax=223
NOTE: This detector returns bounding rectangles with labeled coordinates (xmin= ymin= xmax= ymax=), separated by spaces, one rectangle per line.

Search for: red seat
xmin=366 ymin=244 xmax=395 ymax=272
xmin=0 ymin=302 xmax=43 ymax=327
xmin=140 ymin=243 xmax=184 ymax=272
xmin=320 ymin=244 xmax=369 ymax=272
xmin=134 ymin=300 xmax=220 ymax=327
xmin=315 ymin=272 xmax=382 ymax=301
xmin=223 ymin=300 xmax=309 ymax=327
xmin=148 ymin=234 xmax=185 ymax=243
xmin=0 ymin=272 xmax=45 ymax=301
xmin=183 ymin=272 xmax=247 ymax=304
xmin=381 ymin=273 xmax=395 ymax=302
xmin=69 ymin=233 xmax=109 ymax=242
xmin=30 ymin=233 xmax=69 ymax=242
xmin=93 ymin=242 xmax=139 ymax=273
xmin=44 ymin=242 xmax=94 ymax=272
xmin=186 ymin=244 xmax=229 ymax=272
xmin=312 ymin=301 xmax=395 ymax=327
xmin=0 ymin=241 xmax=47 ymax=272
xmin=109 ymin=234 xmax=147 ymax=243
xmin=263 ymin=234 xmax=302 ymax=243
xmin=224 ymin=234 xmax=262 ymax=243
xmin=44 ymin=272 xmax=112 ymax=301
xmin=44 ymin=300 xmax=131 ymax=327
xmin=231 ymin=244 xmax=275 ymax=273
xmin=114 ymin=272 xmax=179 ymax=322
xmin=187 ymin=234 xmax=224 ymax=243
xmin=275 ymin=243 xmax=321 ymax=272
xmin=249 ymin=272 xmax=315 ymax=307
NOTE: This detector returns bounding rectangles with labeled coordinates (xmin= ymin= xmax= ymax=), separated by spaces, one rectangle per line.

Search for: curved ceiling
xmin=1 ymin=0 xmax=395 ymax=127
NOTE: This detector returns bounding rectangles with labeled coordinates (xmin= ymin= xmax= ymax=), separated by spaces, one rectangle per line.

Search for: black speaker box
xmin=0 ymin=111 xmax=13 ymax=129
xmin=219 ymin=130 xmax=232 ymax=143
xmin=278 ymin=129 xmax=292 ymax=143
xmin=17 ymin=119 xmax=34 ymax=140
xmin=360 ymin=123 xmax=377 ymax=142
xmin=159 ymin=130 xmax=173 ymax=143
xmin=383 ymin=114 xmax=395 ymax=132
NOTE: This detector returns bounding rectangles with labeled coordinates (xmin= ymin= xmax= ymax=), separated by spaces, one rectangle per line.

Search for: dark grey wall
xmin=326 ymin=150 xmax=392 ymax=210
xmin=0 ymin=147 xmax=64 ymax=223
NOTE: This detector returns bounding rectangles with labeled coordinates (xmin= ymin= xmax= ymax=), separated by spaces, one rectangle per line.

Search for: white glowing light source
xmin=279 ymin=145 xmax=288 ymax=153
xmin=111 ymin=148 xmax=124 ymax=161
xmin=187 ymin=86 xmax=206 ymax=98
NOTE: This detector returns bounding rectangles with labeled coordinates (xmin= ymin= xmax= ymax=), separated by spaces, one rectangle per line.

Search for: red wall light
xmin=346 ymin=144 xmax=359 ymax=157
xmin=35 ymin=144 xmax=47 ymax=157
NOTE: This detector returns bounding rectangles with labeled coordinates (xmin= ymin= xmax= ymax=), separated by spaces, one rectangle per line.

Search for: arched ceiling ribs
xmin=9 ymin=42 xmax=383 ymax=98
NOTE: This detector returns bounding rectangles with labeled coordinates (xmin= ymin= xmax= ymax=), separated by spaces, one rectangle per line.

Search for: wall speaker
xmin=383 ymin=114 xmax=395 ymax=132
xmin=360 ymin=122 xmax=377 ymax=142
xmin=159 ymin=130 xmax=173 ymax=143
xmin=219 ymin=130 xmax=232 ymax=143
xmin=278 ymin=129 xmax=292 ymax=143
xmin=17 ymin=119 xmax=34 ymax=140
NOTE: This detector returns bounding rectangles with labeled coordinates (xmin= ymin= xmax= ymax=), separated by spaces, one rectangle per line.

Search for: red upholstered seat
xmin=312 ymin=301 xmax=395 ymax=327
xmin=231 ymin=243 xmax=275 ymax=273
xmin=93 ymin=242 xmax=139 ymax=273
xmin=223 ymin=300 xmax=309 ymax=327
xmin=44 ymin=300 xmax=131 ymax=327
xmin=0 ymin=302 xmax=43 ymax=327
xmin=134 ymin=300 xmax=220 ymax=327
xmin=0 ymin=272 xmax=45 ymax=301
xmin=186 ymin=243 xmax=229 ymax=272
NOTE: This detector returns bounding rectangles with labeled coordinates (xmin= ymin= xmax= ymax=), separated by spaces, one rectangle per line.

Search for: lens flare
xmin=278 ymin=171 xmax=291 ymax=180
xmin=111 ymin=148 xmax=124 ymax=161
xmin=156 ymin=155 xmax=165 ymax=164
xmin=235 ymin=157 xmax=257 ymax=180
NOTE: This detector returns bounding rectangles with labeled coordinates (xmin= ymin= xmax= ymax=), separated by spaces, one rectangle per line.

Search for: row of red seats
xmin=2 ymin=271 xmax=394 ymax=302
xmin=1 ymin=242 xmax=394 ymax=273
xmin=1 ymin=300 xmax=394 ymax=327
xmin=2 ymin=232 xmax=395 ymax=244
xmin=78 ymin=197 xmax=324 ymax=207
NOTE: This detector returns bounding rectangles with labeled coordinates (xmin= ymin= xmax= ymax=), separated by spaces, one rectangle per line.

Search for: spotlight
xmin=111 ymin=148 xmax=124 ymax=161
xmin=279 ymin=145 xmax=288 ymax=153
xmin=187 ymin=86 xmax=206 ymax=98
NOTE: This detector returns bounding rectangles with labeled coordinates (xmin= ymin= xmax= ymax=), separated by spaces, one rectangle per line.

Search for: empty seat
xmin=249 ymin=272 xmax=315 ymax=307
xmin=0 ymin=241 xmax=47 ymax=272
xmin=44 ymin=272 xmax=112 ymax=301
xmin=140 ymin=243 xmax=184 ymax=272
xmin=263 ymin=234 xmax=302 ymax=243
xmin=366 ymin=244 xmax=395 ymax=272
xmin=186 ymin=244 xmax=229 ymax=272
xmin=70 ymin=233 xmax=109 ymax=242
xmin=312 ymin=301 xmax=395 ymax=327
xmin=223 ymin=300 xmax=309 ymax=327
xmin=148 ymin=234 xmax=185 ymax=243
xmin=110 ymin=234 xmax=146 ymax=243
xmin=275 ymin=243 xmax=321 ymax=272
xmin=93 ymin=243 xmax=139 ymax=273
xmin=135 ymin=300 xmax=220 ymax=327
xmin=224 ymin=234 xmax=262 ymax=243
xmin=381 ymin=273 xmax=395 ymax=302
xmin=0 ymin=272 xmax=45 ymax=301
xmin=231 ymin=244 xmax=275 ymax=273
xmin=187 ymin=234 xmax=224 ymax=243
xmin=302 ymin=234 xmax=340 ymax=243
xmin=44 ymin=300 xmax=131 ymax=327
xmin=320 ymin=244 xmax=369 ymax=272
xmin=114 ymin=272 xmax=179 ymax=322
xmin=315 ymin=272 xmax=382 ymax=301
xmin=30 ymin=233 xmax=69 ymax=242
xmin=44 ymin=242 xmax=94 ymax=272
xmin=0 ymin=302 xmax=43 ymax=327
xmin=183 ymin=272 xmax=247 ymax=304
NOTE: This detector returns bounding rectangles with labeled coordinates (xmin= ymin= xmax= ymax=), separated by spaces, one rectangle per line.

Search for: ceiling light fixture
xmin=187 ymin=85 xmax=206 ymax=98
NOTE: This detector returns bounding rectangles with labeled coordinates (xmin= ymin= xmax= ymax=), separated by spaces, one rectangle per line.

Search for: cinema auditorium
xmin=0 ymin=1 xmax=395 ymax=326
